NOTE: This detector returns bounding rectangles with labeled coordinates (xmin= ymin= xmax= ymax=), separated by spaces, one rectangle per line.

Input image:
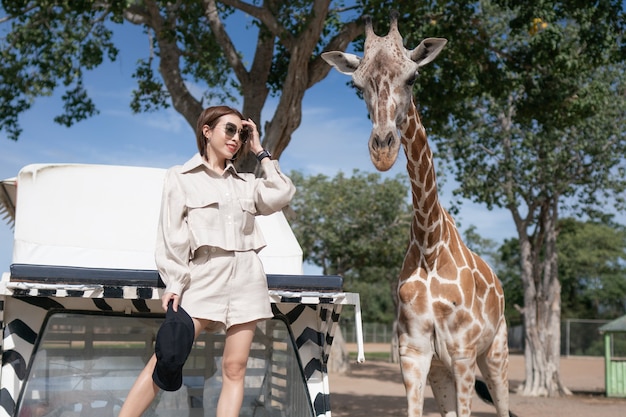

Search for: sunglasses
xmin=218 ymin=122 xmax=250 ymax=144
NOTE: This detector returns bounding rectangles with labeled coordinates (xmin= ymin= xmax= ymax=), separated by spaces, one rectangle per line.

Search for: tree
xmin=288 ymin=169 xmax=411 ymax=324
xmin=462 ymin=224 xmax=500 ymax=268
xmin=289 ymin=169 xmax=411 ymax=366
xmin=490 ymin=220 xmax=626 ymax=335
xmin=557 ymin=218 xmax=626 ymax=320
xmin=0 ymin=0 xmax=388 ymax=171
xmin=392 ymin=0 xmax=626 ymax=397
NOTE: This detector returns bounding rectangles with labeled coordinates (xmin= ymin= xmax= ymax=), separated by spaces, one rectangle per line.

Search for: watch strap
xmin=256 ymin=149 xmax=272 ymax=162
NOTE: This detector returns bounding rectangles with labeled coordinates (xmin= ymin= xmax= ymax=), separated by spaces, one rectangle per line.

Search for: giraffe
xmin=322 ymin=12 xmax=511 ymax=417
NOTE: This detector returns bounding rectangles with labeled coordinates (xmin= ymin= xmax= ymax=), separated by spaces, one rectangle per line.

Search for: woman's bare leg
xmin=117 ymin=354 xmax=160 ymax=417
xmin=216 ymin=321 xmax=257 ymax=417
xmin=118 ymin=316 xmax=211 ymax=417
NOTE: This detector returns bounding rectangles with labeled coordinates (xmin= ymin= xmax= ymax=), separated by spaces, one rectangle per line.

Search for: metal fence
xmin=342 ymin=322 xmax=394 ymax=344
xmin=342 ymin=319 xmax=611 ymax=356
xmin=562 ymin=319 xmax=609 ymax=356
xmin=510 ymin=319 xmax=611 ymax=356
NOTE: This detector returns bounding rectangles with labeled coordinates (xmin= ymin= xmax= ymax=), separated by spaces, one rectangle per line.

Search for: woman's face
xmin=204 ymin=114 xmax=249 ymax=161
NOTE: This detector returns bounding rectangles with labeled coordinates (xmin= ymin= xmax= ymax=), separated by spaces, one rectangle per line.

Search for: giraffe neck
xmin=401 ymin=103 xmax=447 ymax=258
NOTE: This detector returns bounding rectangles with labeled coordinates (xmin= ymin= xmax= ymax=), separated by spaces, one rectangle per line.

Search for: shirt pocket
xmin=238 ymin=198 xmax=257 ymax=235
xmin=186 ymin=194 xmax=221 ymax=233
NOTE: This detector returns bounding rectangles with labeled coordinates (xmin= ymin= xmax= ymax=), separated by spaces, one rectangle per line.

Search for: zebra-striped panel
xmin=0 ymin=284 xmax=348 ymax=417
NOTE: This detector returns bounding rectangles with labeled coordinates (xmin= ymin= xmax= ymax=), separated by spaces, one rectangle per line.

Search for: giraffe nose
xmin=372 ymin=132 xmax=395 ymax=150
xmin=368 ymin=129 xmax=400 ymax=171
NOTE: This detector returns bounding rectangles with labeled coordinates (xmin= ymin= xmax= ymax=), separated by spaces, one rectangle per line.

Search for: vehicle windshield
xmin=16 ymin=312 xmax=314 ymax=417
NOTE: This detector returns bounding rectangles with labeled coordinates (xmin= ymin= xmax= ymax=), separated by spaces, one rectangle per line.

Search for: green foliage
xmin=130 ymin=58 xmax=170 ymax=113
xmin=164 ymin=1 xmax=236 ymax=103
xmin=390 ymin=1 xmax=626 ymax=219
xmin=348 ymin=276 xmax=395 ymax=324
xmin=0 ymin=0 xmax=122 ymax=140
xmin=462 ymin=224 xmax=500 ymax=268
xmin=557 ymin=218 xmax=626 ymax=319
xmin=289 ymin=170 xmax=411 ymax=323
xmin=569 ymin=333 xmax=626 ymax=357
xmin=55 ymin=80 xmax=98 ymax=126
xmin=495 ymin=237 xmax=525 ymax=325
xmin=0 ymin=0 xmax=377 ymax=143
xmin=492 ymin=219 xmax=626 ymax=324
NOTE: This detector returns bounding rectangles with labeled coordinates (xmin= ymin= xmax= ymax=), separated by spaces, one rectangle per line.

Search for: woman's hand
xmin=161 ymin=292 xmax=180 ymax=312
xmin=242 ymin=118 xmax=263 ymax=155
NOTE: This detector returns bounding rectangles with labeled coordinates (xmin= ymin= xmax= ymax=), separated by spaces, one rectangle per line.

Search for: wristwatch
xmin=256 ymin=149 xmax=272 ymax=162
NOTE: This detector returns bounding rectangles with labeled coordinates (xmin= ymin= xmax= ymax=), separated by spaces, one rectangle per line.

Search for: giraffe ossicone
xmin=323 ymin=12 xmax=512 ymax=417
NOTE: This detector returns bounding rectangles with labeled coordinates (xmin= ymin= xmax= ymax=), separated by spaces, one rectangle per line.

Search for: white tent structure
xmin=1 ymin=163 xmax=303 ymax=275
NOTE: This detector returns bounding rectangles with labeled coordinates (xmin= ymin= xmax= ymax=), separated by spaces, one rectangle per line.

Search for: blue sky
xmin=2 ymin=16 xmax=616 ymax=274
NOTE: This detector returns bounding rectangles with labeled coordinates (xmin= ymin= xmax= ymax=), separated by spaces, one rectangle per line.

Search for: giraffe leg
xmin=428 ymin=359 xmax=457 ymax=416
xmin=451 ymin=355 xmax=477 ymax=417
xmin=399 ymin=348 xmax=432 ymax=417
xmin=476 ymin=324 xmax=511 ymax=417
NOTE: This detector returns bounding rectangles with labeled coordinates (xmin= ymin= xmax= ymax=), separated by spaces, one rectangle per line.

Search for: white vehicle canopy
xmin=0 ymin=163 xmax=363 ymax=417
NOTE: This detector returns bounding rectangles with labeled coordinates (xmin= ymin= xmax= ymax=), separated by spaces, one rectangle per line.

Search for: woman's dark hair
xmin=195 ymin=105 xmax=249 ymax=159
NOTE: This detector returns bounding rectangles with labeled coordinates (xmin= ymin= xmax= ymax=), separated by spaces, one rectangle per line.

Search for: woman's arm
xmin=254 ymin=159 xmax=296 ymax=215
xmin=155 ymin=168 xmax=191 ymax=309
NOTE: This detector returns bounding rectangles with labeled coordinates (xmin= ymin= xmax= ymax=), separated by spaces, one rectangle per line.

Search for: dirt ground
xmin=328 ymin=344 xmax=626 ymax=417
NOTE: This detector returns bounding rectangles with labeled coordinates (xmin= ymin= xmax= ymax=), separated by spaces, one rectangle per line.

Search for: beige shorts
xmin=179 ymin=246 xmax=273 ymax=330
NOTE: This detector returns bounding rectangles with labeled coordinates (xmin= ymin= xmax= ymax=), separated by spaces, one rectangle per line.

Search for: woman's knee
xmin=221 ymin=356 xmax=247 ymax=381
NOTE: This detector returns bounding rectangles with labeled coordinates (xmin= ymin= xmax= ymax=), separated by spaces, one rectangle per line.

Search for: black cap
xmin=152 ymin=302 xmax=195 ymax=391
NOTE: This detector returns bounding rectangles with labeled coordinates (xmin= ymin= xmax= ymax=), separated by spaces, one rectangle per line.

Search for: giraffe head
xmin=322 ymin=12 xmax=447 ymax=171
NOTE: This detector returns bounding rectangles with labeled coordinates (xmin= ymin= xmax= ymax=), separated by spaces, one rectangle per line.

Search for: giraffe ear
xmin=321 ymin=51 xmax=362 ymax=75
xmin=410 ymin=38 xmax=447 ymax=67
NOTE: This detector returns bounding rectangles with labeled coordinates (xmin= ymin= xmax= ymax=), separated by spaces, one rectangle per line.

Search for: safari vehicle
xmin=0 ymin=163 xmax=364 ymax=417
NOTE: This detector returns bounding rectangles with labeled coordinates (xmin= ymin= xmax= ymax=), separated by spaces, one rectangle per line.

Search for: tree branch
xmin=218 ymin=0 xmax=291 ymax=44
xmin=309 ymin=18 xmax=362 ymax=87
xmin=203 ymin=0 xmax=249 ymax=82
xmin=142 ymin=0 xmax=202 ymax=126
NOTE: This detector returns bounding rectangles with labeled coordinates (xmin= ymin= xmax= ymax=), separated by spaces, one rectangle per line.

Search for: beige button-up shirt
xmin=155 ymin=153 xmax=296 ymax=296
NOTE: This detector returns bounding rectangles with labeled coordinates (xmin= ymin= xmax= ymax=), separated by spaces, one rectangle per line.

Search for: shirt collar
xmin=181 ymin=153 xmax=245 ymax=180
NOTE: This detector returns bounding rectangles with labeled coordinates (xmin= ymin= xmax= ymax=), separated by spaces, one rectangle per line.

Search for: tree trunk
xmin=516 ymin=201 xmax=572 ymax=397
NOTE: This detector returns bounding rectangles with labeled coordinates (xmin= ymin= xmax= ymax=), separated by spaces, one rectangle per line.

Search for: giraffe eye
xmin=407 ymin=72 xmax=418 ymax=86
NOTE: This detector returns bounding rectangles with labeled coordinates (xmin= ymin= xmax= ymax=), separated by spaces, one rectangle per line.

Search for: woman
xmin=119 ymin=105 xmax=296 ymax=417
